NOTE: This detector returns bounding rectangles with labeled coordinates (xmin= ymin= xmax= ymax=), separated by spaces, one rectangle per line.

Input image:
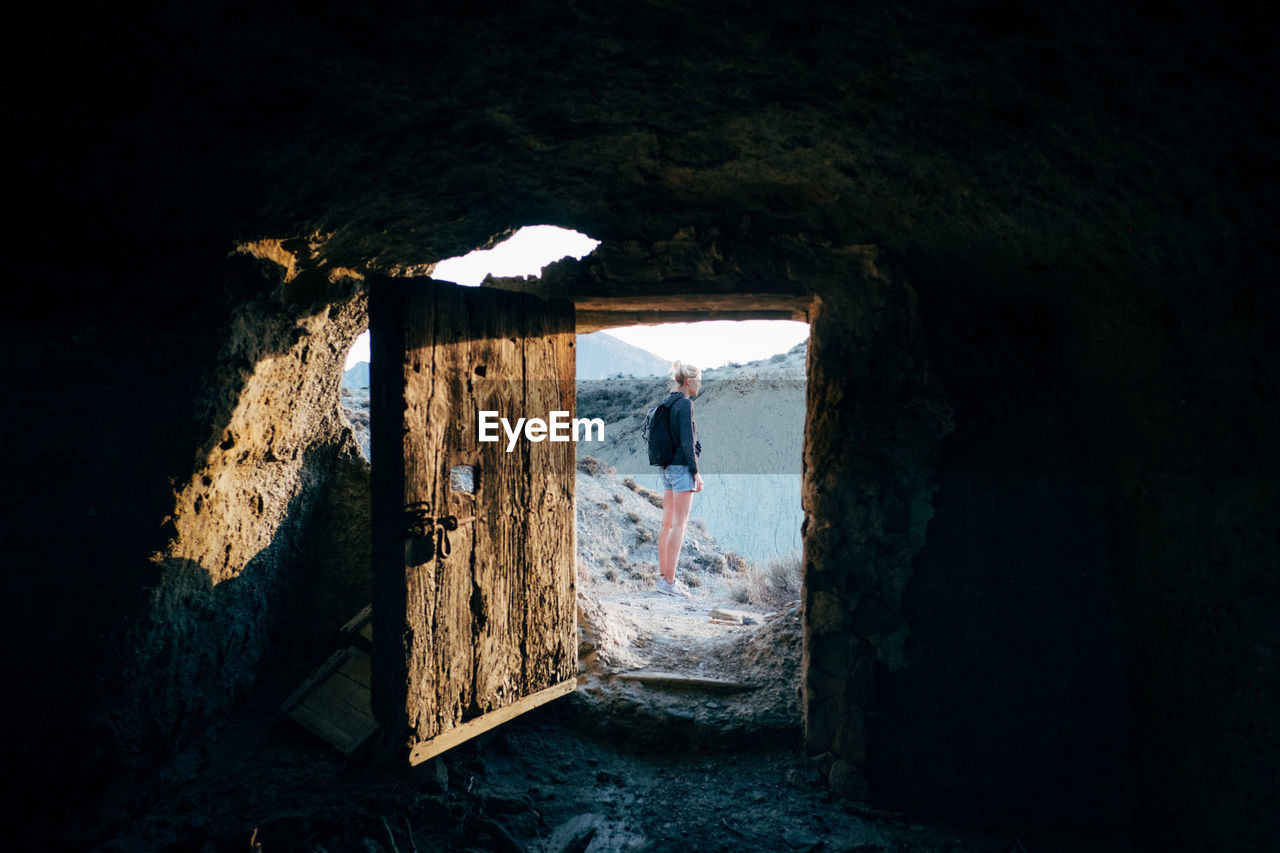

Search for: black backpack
xmin=644 ymin=397 xmax=678 ymax=466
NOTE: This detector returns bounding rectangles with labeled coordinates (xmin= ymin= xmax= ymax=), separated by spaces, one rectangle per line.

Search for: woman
xmin=656 ymin=361 xmax=703 ymax=597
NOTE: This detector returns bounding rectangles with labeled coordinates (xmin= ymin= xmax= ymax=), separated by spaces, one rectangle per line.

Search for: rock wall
xmin=10 ymin=248 xmax=373 ymax=842
xmin=869 ymin=254 xmax=1133 ymax=830
xmin=800 ymin=246 xmax=954 ymax=802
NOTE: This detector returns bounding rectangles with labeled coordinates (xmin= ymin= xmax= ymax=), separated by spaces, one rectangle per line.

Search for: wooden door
xmin=369 ymin=276 xmax=577 ymax=765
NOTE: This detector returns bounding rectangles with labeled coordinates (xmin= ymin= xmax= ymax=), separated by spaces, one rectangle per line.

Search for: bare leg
xmin=658 ymin=489 xmax=695 ymax=583
xmin=658 ymin=490 xmax=676 ymax=582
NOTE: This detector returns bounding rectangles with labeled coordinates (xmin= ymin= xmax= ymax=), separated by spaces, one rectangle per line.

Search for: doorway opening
xmin=341 ymin=224 xmax=817 ymax=755
xmin=572 ymin=318 xmax=811 ymax=743
xmin=338 ymin=223 xmax=823 ymax=755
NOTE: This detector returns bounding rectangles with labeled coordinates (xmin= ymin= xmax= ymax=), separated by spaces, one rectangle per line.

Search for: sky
xmin=344 ymin=226 xmax=809 ymax=369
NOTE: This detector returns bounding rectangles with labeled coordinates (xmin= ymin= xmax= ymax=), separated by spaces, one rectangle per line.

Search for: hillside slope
xmin=576 ymin=342 xmax=805 ymax=565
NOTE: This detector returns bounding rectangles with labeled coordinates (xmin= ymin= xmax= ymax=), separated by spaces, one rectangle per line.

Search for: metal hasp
xmin=402 ymin=500 xmax=461 ymax=562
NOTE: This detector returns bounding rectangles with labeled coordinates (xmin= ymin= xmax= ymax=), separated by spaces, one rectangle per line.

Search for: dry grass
xmin=622 ymin=476 xmax=664 ymax=509
xmin=728 ymin=552 xmax=803 ymax=609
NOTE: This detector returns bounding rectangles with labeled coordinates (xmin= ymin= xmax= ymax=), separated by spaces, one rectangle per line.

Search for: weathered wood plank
xmin=614 ymin=670 xmax=758 ymax=692
xmin=522 ymin=299 xmax=578 ymax=691
xmin=401 ymin=281 xmax=443 ymax=740
xmin=281 ymin=648 xmax=350 ymax=714
xmin=463 ymin=288 xmax=526 ymax=717
xmin=416 ymin=283 xmax=472 ymax=740
xmin=576 ymin=309 xmax=808 ymax=333
xmin=340 ymin=604 xmax=374 ymax=652
xmin=406 ymin=678 xmax=577 ymax=766
xmin=340 ymin=604 xmax=372 ymax=636
xmin=372 ymin=276 xmax=578 ymax=750
xmin=572 ymin=294 xmax=811 ymax=313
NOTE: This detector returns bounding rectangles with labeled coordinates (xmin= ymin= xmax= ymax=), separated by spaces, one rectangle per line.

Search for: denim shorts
xmin=660 ymin=464 xmax=697 ymax=492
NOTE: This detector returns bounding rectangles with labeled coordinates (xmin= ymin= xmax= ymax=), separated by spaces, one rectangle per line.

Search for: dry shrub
xmin=626 ymin=511 xmax=642 ymax=524
xmin=698 ymin=552 xmax=728 ymax=574
xmin=725 ymin=552 xmax=749 ymax=574
xmin=728 ymin=552 xmax=803 ymax=609
xmin=577 ymin=455 xmax=604 ymax=476
xmin=612 ymin=494 xmax=624 ymax=504
xmin=635 ymin=528 xmax=655 ymax=544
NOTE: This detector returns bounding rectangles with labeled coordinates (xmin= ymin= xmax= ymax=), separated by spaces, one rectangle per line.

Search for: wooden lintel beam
xmin=577 ymin=308 xmax=808 ymax=332
xmin=572 ymin=293 xmax=811 ymax=331
xmin=572 ymin=294 xmax=810 ymax=313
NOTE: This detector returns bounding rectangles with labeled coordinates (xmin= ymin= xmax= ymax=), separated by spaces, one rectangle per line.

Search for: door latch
xmin=403 ymin=501 xmax=458 ymax=561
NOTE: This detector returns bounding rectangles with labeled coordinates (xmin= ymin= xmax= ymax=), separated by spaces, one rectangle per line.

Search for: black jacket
xmin=661 ymin=391 xmax=700 ymax=474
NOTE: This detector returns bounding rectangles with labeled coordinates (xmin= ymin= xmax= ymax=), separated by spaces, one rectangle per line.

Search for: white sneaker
xmin=656 ymin=577 xmax=692 ymax=598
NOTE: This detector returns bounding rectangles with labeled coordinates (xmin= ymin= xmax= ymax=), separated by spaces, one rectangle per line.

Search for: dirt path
xmin=571 ymin=579 xmax=803 ymax=759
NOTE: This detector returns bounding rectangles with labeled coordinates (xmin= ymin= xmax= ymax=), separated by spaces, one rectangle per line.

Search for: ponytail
xmin=668 ymin=360 xmax=701 ymax=390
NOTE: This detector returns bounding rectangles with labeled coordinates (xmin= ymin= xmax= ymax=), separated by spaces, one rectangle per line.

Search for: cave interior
xmin=8 ymin=0 xmax=1278 ymax=849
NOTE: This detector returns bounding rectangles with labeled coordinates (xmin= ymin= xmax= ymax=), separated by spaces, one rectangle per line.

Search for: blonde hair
xmin=668 ymin=360 xmax=701 ymax=390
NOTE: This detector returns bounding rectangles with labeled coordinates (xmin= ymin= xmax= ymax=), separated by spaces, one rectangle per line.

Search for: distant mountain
xmin=342 ymin=332 xmax=667 ymax=386
xmin=342 ymin=361 xmax=370 ymax=388
xmin=577 ymin=331 xmax=670 ymax=379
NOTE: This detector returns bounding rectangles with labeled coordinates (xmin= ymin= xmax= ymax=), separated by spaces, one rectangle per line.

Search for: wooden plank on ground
xmin=282 ymin=647 xmax=380 ymax=757
xmin=340 ymin=604 xmax=372 ymax=634
xmin=281 ymin=648 xmax=350 ymax=713
xmin=340 ymin=604 xmax=374 ymax=651
xmin=407 ymin=678 xmax=577 ymax=766
xmin=614 ymin=670 xmax=758 ymax=692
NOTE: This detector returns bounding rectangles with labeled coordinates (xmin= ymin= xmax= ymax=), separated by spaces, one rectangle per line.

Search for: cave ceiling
xmin=31 ymin=0 xmax=1273 ymax=295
